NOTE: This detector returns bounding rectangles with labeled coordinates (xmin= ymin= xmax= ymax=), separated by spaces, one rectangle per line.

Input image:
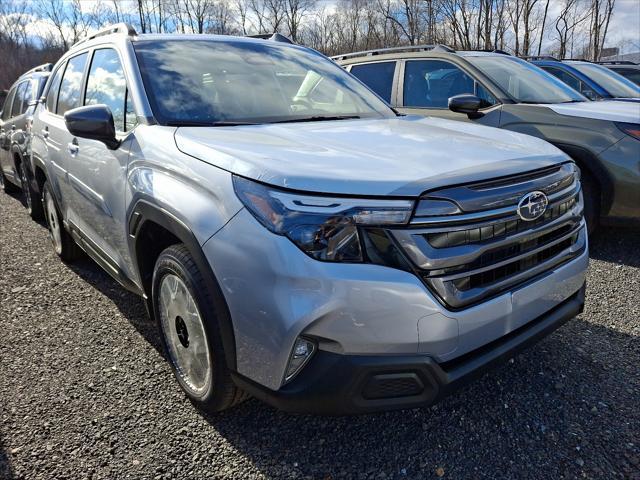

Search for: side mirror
xmin=64 ymin=104 xmax=120 ymax=150
xmin=448 ymin=94 xmax=484 ymax=119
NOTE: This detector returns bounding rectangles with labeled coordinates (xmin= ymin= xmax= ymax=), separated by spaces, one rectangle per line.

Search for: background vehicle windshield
xmin=134 ymin=39 xmax=395 ymax=125
xmin=466 ymin=56 xmax=586 ymax=104
xmin=568 ymin=63 xmax=640 ymax=98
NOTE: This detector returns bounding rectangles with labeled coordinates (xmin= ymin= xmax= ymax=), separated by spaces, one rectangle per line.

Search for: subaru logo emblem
xmin=517 ymin=191 xmax=548 ymax=221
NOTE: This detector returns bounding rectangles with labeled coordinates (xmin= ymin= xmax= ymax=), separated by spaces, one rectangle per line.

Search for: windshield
xmin=134 ymin=39 xmax=395 ymax=125
xmin=568 ymin=63 xmax=640 ymax=98
xmin=465 ymin=55 xmax=586 ymax=104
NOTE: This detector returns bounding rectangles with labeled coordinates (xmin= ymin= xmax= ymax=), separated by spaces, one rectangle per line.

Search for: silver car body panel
xmin=175 ymin=116 xmax=567 ymax=197
xmin=545 ymin=100 xmax=640 ymax=122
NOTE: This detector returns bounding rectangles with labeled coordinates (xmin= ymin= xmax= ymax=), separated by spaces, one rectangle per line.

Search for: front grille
xmin=390 ymin=163 xmax=586 ymax=309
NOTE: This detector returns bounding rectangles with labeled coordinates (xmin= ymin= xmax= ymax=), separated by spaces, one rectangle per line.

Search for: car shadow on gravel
xmin=65 ymin=257 xmax=165 ymax=356
xmin=40 ymin=220 xmax=639 ymax=478
xmin=200 ymin=319 xmax=639 ymax=479
xmin=588 ymin=227 xmax=640 ymax=267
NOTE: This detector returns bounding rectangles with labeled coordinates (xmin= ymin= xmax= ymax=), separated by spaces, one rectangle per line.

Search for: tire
xmin=42 ymin=181 xmax=81 ymax=262
xmin=0 ymin=167 xmax=20 ymax=194
xmin=152 ymin=244 xmax=248 ymax=412
xmin=17 ymin=162 xmax=44 ymax=220
xmin=580 ymin=170 xmax=599 ymax=235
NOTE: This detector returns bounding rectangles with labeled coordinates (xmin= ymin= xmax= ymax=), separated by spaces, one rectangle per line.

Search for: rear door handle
xmin=68 ymin=140 xmax=79 ymax=157
xmin=42 ymin=128 xmax=49 ymax=139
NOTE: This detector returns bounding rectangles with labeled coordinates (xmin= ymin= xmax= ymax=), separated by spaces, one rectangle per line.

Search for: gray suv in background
xmin=0 ymin=63 xmax=52 ymax=219
xmin=30 ymin=25 xmax=588 ymax=414
xmin=336 ymin=47 xmax=640 ymax=231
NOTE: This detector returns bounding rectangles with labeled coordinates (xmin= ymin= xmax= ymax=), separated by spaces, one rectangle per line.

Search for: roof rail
xmin=522 ymin=55 xmax=559 ymax=61
xmin=246 ymin=33 xmax=294 ymax=44
xmin=24 ymin=63 xmax=53 ymax=75
xmin=331 ymin=44 xmax=455 ymax=61
xmin=562 ymin=58 xmax=591 ymax=62
xmin=74 ymin=23 xmax=137 ymax=47
xmin=597 ymin=60 xmax=638 ymax=65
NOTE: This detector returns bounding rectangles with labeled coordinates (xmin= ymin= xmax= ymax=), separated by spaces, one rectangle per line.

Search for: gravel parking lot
xmin=1 ymin=189 xmax=638 ymax=480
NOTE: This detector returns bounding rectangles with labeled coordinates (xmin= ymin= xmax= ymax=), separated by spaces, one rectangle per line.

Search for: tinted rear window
xmin=350 ymin=62 xmax=396 ymax=103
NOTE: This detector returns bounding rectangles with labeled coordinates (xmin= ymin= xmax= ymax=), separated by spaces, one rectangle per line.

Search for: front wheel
xmin=152 ymin=244 xmax=248 ymax=412
xmin=580 ymin=170 xmax=599 ymax=235
xmin=0 ymin=167 xmax=19 ymax=194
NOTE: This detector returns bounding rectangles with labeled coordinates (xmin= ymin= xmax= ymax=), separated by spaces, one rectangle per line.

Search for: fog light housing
xmin=284 ymin=337 xmax=315 ymax=384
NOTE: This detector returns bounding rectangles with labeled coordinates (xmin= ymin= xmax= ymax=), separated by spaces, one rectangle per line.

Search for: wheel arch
xmin=128 ymin=200 xmax=238 ymax=371
xmin=551 ymin=143 xmax=613 ymax=216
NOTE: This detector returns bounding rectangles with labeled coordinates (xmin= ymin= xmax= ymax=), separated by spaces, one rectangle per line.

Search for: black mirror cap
xmin=448 ymin=94 xmax=484 ymax=118
xmin=64 ymin=104 xmax=120 ymax=150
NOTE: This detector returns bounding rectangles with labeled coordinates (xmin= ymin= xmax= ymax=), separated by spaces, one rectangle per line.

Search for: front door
xmin=65 ymin=47 xmax=136 ymax=275
xmin=397 ymin=59 xmax=501 ymax=126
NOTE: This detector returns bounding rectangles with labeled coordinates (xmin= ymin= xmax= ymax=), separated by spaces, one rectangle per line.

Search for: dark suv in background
xmin=335 ymin=47 xmax=640 ymax=231
xmin=0 ymin=63 xmax=52 ymax=219
xmin=598 ymin=61 xmax=640 ymax=86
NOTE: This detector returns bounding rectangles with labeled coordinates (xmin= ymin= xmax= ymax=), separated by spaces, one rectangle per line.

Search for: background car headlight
xmin=233 ymin=175 xmax=414 ymax=262
xmin=615 ymin=122 xmax=640 ymax=141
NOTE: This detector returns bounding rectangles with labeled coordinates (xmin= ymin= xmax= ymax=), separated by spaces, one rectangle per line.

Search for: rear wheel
xmin=153 ymin=244 xmax=248 ymax=412
xmin=0 ymin=167 xmax=19 ymax=194
xmin=42 ymin=181 xmax=80 ymax=262
xmin=17 ymin=163 xmax=44 ymax=220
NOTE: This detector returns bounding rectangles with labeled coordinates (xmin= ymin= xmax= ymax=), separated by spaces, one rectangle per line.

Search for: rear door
xmin=349 ymin=61 xmax=399 ymax=106
xmin=1 ymin=81 xmax=31 ymax=182
xmin=397 ymin=59 xmax=501 ymax=126
xmin=65 ymin=47 xmax=137 ymax=273
xmin=48 ymin=52 xmax=90 ymax=215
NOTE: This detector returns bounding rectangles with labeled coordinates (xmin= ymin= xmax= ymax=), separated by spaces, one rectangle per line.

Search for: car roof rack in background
xmin=24 ymin=63 xmax=53 ymax=75
xmin=562 ymin=58 xmax=591 ymax=62
xmin=74 ymin=23 xmax=137 ymax=47
xmin=246 ymin=33 xmax=294 ymax=44
xmin=597 ymin=60 xmax=638 ymax=65
xmin=331 ymin=44 xmax=455 ymax=61
xmin=522 ymin=55 xmax=559 ymax=61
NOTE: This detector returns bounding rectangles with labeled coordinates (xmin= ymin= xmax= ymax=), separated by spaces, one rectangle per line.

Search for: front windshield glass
xmin=134 ymin=39 xmax=395 ymax=125
xmin=568 ymin=63 xmax=640 ymax=98
xmin=465 ymin=55 xmax=586 ymax=104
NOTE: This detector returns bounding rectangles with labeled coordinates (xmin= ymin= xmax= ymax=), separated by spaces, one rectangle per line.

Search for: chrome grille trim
xmin=411 ymin=173 xmax=579 ymax=226
xmin=390 ymin=164 xmax=585 ymax=310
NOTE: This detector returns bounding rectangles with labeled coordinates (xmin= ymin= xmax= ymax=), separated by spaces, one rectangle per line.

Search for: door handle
xmin=68 ymin=140 xmax=79 ymax=157
xmin=42 ymin=127 xmax=49 ymax=139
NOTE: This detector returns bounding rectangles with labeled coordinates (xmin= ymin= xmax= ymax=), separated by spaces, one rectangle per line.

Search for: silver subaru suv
xmin=30 ymin=25 xmax=588 ymax=414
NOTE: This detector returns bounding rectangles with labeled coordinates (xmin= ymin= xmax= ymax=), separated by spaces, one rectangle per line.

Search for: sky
xmin=8 ymin=0 xmax=640 ymax=54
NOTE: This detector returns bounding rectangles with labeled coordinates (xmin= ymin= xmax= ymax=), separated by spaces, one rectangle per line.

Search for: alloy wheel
xmin=158 ymin=274 xmax=212 ymax=396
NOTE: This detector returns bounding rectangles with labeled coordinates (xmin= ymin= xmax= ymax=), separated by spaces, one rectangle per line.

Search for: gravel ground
xmin=1 ymin=189 xmax=639 ymax=480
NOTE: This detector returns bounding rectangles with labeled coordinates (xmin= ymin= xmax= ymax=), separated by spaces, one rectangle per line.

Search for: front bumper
xmin=232 ymin=284 xmax=585 ymax=414
xmin=598 ymin=135 xmax=640 ymax=222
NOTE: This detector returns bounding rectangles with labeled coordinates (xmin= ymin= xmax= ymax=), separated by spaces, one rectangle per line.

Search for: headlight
xmin=233 ymin=175 xmax=414 ymax=262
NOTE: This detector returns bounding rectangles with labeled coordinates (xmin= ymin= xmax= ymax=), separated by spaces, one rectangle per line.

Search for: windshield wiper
xmin=270 ymin=115 xmax=361 ymax=124
xmin=168 ymin=121 xmax=259 ymax=127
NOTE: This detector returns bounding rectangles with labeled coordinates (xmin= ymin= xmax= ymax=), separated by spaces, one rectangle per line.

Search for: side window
xmin=21 ymin=80 xmax=33 ymax=114
xmin=350 ymin=62 xmax=396 ymax=103
xmin=2 ymin=87 xmax=16 ymax=120
xmin=57 ymin=53 xmax=88 ymax=116
xmin=11 ymin=82 xmax=28 ymax=117
xmin=543 ymin=67 xmax=581 ymax=91
xmin=475 ymin=83 xmax=497 ymax=108
xmin=85 ymin=48 xmax=131 ymax=132
xmin=403 ymin=60 xmax=476 ymax=108
xmin=46 ymin=64 xmax=65 ymax=112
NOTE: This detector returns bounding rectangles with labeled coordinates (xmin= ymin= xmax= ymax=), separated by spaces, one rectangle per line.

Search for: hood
xmin=175 ymin=116 xmax=568 ymax=197
xmin=546 ymin=100 xmax=640 ymax=123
